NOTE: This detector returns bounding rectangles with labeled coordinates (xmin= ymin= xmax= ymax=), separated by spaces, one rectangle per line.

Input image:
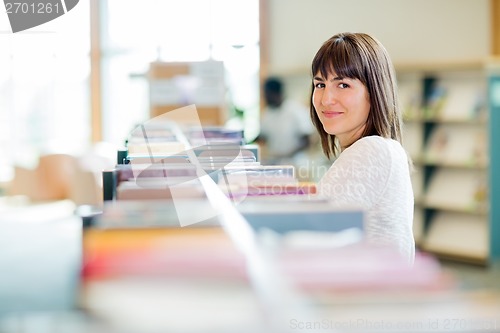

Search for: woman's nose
xmin=321 ymin=87 xmax=336 ymax=106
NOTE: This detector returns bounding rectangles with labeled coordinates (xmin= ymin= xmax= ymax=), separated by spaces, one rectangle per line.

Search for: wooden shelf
xmin=421 ymin=201 xmax=488 ymax=216
xmin=395 ymin=57 xmax=500 ymax=73
xmin=420 ymin=247 xmax=489 ymax=266
xmin=403 ymin=116 xmax=488 ymax=125
xmin=416 ymin=158 xmax=488 ymax=169
xmin=399 ymin=61 xmax=496 ymax=265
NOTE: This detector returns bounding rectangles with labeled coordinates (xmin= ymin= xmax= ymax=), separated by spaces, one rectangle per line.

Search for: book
xmin=82 ymin=227 xmax=246 ymax=279
xmin=422 ymin=212 xmax=488 ymax=260
xmin=275 ymin=244 xmax=448 ymax=292
xmin=437 ymin=78 xmax=486 ymax=120
xmin=127 ymin=142 xmax=186 ymax=155
xmin=425 ymin=169 xmax=488 ymax=212
xmin=413 ymin=207 xmax=424 ymax=245
xmin=116 ymin=163 xmax=198 ymax=182
xmin=236 ymin=197 xmax=363 ymax=234
xmin=425 ymin=124 xmax=488 ymax=166
xmin=411 ymin=166 xmax=424 ymax=201
xmin=217 ymin=165 xmax=313 ymax=199
xmin=116 ymin=180 xmax=206 ymax=201
xmin=186 ymin=126 xmax=244 ymax=146
xmin=402 ymin=122 xmax=423 ymax=160
xmin=95 ymin=198 xmax=219 ymax=229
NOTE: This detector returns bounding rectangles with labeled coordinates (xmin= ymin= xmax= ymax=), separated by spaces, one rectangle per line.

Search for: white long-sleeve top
xmin=318 ymin=135 xmax=415 ymax=263
xmin=260 ymin=99 xmax=314 ymax=158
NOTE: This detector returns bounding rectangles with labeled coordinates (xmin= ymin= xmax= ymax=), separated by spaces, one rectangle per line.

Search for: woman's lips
xmin=322 ymin=111 xmax=343 ymax=118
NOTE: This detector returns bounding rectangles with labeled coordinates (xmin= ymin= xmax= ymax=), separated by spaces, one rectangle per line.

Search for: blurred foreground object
xmin=7 ymin=152 xmax=112 ymax=206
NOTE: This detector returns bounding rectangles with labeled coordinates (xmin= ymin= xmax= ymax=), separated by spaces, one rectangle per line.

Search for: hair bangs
xmin=312 ymin=37 xmax=364 ymax=81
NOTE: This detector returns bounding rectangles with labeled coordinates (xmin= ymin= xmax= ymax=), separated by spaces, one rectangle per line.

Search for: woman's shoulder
xmin=354 ymin=135 xmax=397 ymax=146
xmin=351 ymin=136 xmax=404 ymax=153
xmin=343 ymin=136 xmax=407 ymax=164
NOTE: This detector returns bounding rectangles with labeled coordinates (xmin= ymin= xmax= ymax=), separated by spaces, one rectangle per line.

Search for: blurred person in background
xmin=257 ymin=77 xmax=314 ymax=165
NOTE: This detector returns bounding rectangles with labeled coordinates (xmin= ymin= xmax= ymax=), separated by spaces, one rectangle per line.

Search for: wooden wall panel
xmin=491 ymin=0 xmax=500 ymax=55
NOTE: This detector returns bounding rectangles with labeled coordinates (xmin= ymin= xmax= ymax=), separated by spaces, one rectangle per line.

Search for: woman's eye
xmin=338 ymin=83 xmax=349 ymax=89
xmin=314 ymin=83 xmax=325 ymax=89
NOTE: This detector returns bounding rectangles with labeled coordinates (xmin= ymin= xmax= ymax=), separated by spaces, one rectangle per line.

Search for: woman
xmin=310 ymin=32 xmax=415 ymax=263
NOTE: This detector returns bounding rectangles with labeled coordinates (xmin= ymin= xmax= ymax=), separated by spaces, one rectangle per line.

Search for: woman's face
xmin=312 ymin=71 xmax=371 ymax=149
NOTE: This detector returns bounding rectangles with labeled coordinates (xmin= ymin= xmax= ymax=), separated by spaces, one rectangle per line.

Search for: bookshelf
xmin=398 ymin=59 xmax=500 ymax=265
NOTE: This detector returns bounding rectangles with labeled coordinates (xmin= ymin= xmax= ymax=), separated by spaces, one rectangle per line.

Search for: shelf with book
xmin=398 ymin=60 xmax=499 ymax=265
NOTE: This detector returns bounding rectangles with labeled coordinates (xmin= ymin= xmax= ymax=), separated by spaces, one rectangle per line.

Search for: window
xmin=100 ymin=0 xmax=260 ymax=145
xmin=0 ymin=0 xmax=260 ymax=184
xmin=0 ymin=3 xmax=91 ymax=182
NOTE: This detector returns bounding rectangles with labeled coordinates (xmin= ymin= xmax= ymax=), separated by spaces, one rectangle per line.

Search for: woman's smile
xmin=321 ymin=110 xmax=344 ymax=118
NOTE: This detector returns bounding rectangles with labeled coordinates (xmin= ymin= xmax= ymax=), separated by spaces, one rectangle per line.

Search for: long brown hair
xmin=310 ymin=32 xmax=402 ymax=159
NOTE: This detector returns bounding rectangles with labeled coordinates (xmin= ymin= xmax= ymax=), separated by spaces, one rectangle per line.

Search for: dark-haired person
xmin=259 ymin=77 xmax=314 ymax=165
xmin=310 ymin=32 xmax=415 ymax=263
